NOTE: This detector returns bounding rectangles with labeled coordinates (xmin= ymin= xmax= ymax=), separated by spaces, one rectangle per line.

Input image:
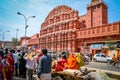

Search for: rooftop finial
xmin=92 ymin=0 xmax=100 ymax=3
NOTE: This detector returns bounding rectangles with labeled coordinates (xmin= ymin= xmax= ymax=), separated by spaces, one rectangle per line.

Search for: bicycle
xmin=116 ymin=60 xmax=120 ymax=68
xmin=107 ymin=60 xmax=120 ymax=68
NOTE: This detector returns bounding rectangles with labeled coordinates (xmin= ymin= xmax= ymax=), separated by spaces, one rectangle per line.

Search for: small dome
xmin=92 ymin=0 xmax=99 ymax=3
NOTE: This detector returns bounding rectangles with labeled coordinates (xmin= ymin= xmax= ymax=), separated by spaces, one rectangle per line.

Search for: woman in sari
xmin=55 ymin=55 xmax=67 ymax=71
xmin=76 ymin=53 xmax=85 ymax=67
xmin=5 ymin=51 xmax=14 ymax=80
xmin=67 ymin=53 xmax=79 ymax=70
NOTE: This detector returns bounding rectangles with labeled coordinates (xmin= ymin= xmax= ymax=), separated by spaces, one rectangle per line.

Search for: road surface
xmin=86 ymin=61 xmax=120 ymax=72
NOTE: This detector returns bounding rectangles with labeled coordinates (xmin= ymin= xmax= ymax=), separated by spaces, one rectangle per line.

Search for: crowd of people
xmin=2 ymin=47 xmax=118 ymax=80
xmin=0 ymin=47 xmax=87 ymax=80
xmin=52 ymin=52 xmax=85 ymax=71
xmin=0 ymin=48 xmax=27 ymax=80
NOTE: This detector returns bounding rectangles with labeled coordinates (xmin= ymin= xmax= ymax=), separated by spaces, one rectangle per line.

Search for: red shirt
xmin=36 ymin=54 xmax=43 ymax=63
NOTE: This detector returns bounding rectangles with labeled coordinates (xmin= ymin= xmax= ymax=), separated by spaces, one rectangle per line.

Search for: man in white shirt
xmin=24 ymin=51 xmax=36 ymax=80
xmin=13 ymin=50 xmax=19 ymax=76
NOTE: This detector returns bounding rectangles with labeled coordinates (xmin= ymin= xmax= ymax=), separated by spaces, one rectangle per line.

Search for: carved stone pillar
xmin=66 ymin=23 xmax=69 ymax=30
xmin=72 ymin=40 xmax=77 ymax=52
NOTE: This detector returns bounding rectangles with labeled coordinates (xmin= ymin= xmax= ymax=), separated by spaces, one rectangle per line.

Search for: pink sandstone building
xmin=26 ymin=0 xmax=120 ymax=55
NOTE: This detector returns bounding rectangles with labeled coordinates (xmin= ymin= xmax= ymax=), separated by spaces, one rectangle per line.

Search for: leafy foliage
xmin=11 ymin=38 xmax=20 ymax=46
xmin=106 ymin=36 xmax=115 ymax=50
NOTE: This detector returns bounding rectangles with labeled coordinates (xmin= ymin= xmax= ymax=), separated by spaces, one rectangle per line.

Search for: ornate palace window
xmin=88 ymin=30 xmax=90 ymax=34
xmin=84 ymin=31 xmax=86 ymax=35
xmin=102 ymin=27 xmax=105 ymax=32
xmin=93 ymin=7 xmax=96 ymax=11
xmin=107 ymin=27 xmax=110 ymax=32
xmin=92 ymin=29 xmax=95 ymax=34
xmin=97 ymin=28 xmax=100 ymax=33
xmin=80 ymin=31 xmax=82 ymax=35
xmin=98 ymin=5 xmax=100 ymax=8
xmin=67 ymin=14 xmax=70 ymax=19
xmin=113 ymin=26 xmax=117 ymax=31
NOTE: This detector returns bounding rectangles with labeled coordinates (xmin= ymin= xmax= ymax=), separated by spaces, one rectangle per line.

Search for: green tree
xmin=106 ymin=36 xmax=115 ymax=50
xmin=11 ymin=38 xmax=20 ymax=47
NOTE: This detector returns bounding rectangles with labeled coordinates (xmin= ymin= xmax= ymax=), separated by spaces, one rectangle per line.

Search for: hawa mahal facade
xmin=22 ymin=0 xmax=120 ymax=54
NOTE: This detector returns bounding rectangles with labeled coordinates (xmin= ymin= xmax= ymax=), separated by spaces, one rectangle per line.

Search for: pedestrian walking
xmin=19 ymin=52 xmax=26 ymax=78
xmin=13 ymin=50 xmax=19 ymax=76
xmin=90 ymin=53 xmax=93 ymax=61
xmin=24 ymin=51 xmax=36 ymax=80
xmin=5 ymin=50 xmax=14 ymax=80
xmin=37 ymin=48 xmax=52 ymax=80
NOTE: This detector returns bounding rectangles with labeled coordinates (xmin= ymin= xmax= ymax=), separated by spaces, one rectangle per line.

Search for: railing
xmin=27 ymin=39 xmax=39 ymax=45
xmin=77 ymin=22 xmax=120 ymax=39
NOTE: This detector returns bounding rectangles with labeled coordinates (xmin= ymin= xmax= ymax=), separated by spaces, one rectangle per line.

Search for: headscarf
xmin=67 ymin=53 xmax=79 ymax=69
xmin=76 ymin=53 xmax=85 ymax=67
xmin=54 ymin=55 xmax=67 ymax=71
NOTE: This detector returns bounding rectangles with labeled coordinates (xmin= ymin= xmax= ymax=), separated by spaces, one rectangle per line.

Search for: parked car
xmin=93 ymin=53 xmax=112 ymax=62
xmin=48 ymin=51 xmax=57 ymax=59
xmin=115 ymin=41 xmax=120 ymax=48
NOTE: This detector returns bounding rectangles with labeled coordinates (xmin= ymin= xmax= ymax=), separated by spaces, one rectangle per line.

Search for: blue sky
xmin=0 ymin=0 xmax=120 ymax=41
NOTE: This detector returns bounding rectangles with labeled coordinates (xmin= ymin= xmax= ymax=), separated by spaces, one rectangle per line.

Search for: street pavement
xmin=86 ymin=61 xmax=120 ymax=72
xmin=13 ymin=75 xmax=38 ymax=80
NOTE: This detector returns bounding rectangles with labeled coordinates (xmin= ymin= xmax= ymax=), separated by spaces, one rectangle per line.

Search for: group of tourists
xmin=0 ymin=48 xmax=52 ymax=80
xmin=0 ymin=48 xmax=27 ymax=80
xmin=1 ymin=47 xmax=117 ymax=80
xmin=0 ymin=47 xmax=86 ymax=80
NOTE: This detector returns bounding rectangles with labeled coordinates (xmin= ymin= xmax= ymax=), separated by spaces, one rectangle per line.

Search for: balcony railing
xmin=77 ymin=22 xmax=120 ymax=39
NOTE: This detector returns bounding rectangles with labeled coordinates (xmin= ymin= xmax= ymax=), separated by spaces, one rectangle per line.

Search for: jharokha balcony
xmin=77 ymin=22 xmax=120 ymax=39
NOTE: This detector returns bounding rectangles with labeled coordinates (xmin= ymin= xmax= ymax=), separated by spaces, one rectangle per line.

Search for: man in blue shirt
xmin=37 ymin=48 xmax=52 ymax=80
